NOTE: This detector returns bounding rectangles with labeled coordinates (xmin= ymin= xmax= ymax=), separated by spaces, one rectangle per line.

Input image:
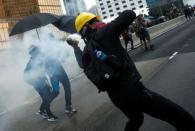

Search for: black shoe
xmin=36 ymin=110 xmax=48 ymax=118
xmin=47 ymin=114 xmax=58 ymax=122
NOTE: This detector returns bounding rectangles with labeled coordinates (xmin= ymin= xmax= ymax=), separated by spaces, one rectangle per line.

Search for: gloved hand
xmin=66 ymin=38 xmax=79 ymax=48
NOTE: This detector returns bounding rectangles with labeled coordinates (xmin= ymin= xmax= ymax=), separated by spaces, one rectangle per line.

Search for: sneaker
xmin=65 ymin=108 xmax=77 ymax=114
xmin=47 ymin=114 xmax=58 ymax=122
xmin=36 ymin=110 xmax=48 ymax=118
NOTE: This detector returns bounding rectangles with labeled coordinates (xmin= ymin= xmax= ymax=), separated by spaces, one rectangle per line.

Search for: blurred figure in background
xmin=135 ymin=14 xmax=154 ymax=51
xmin=184 ymin=5 xmax=193 ymax=21
xmin=121 ymin=26 xmax=134 ymax=51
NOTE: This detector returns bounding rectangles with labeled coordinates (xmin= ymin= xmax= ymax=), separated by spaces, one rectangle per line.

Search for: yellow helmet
xmin=75 ymin=12 xmax=100 ymax=33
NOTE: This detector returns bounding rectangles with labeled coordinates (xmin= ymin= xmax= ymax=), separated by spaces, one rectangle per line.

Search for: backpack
xmin=82 ymin=40 xmax=124 ymax=92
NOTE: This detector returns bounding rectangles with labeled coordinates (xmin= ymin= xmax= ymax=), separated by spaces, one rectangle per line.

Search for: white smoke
xmin=0 ymin=25 xmax=84 ymax=128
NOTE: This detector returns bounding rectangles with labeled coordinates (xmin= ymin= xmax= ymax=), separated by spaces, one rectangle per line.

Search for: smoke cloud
xmin=0 ymin=25 xmax=84 ymax=129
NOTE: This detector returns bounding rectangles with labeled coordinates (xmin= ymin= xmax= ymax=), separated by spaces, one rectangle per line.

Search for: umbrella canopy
xmin=9 ymin=13 xmax=60 ymax=36
xmin=53 ymin=15 xmax=77 ymax=34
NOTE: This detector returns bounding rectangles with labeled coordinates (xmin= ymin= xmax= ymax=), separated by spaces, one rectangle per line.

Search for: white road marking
xmin=169 ymin=52 xmax=178 ymax=60
xmin=0 ymin=111 xmax=7 ymax=116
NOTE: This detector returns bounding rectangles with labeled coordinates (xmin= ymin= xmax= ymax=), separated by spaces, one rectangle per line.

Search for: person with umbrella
xmin=10 ymin=13 xmax=77 ymax=114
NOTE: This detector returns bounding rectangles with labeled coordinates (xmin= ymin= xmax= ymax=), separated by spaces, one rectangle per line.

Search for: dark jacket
xmin=75 ymin=10 xmax=141 ymax=90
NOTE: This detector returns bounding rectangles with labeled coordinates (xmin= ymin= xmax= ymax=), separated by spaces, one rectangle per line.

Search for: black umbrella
xmin=53 ymin=15 xmax=77 ymax=34
xmin=9 ymin=13 xmax=60 ymax=37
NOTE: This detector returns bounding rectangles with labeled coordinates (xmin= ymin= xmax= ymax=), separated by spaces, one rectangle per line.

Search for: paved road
xmin=0 ymin=18 xmax=195 ymax=131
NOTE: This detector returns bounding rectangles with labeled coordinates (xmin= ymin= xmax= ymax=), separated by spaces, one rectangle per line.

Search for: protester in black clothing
xmin=24 ymin=45 xmax=58 ymax=121
xmin=121 ymin=27 xmax=134 ymax=51
xmin=184 ymin=6 xmax=193 ymax=20
xmin=67 ymin=10 xmax=195 ymax=131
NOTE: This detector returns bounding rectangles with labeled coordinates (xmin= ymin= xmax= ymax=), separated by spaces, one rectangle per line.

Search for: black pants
xmin=107 ymin=81 xmax=195 ymax=131
xmin=35 ymin=83 xmax=59 ymax=115
xmin=124 ymin=38 xmax=134 ymax=51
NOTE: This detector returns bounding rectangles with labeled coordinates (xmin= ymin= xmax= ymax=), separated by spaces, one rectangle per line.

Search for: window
xmin=99 ymin=0 xmax=102 ymax=1
xmin=110 ymin=14 xmax=114 ymax=17
xmin=132 ymin=7 xmax=136 ymax=10
xmin=107 ymin=1 xmax=110 ymax=3
xmin=129 ymin=0 xmax=132 ymax=1
xmin=109 ymin=9 xmax=113 ymax=12
xmin=100 ymin=3 xmax=103 ymax=6
xmin=138 ymin=1 xmax=142 ymax=3
xmin=115 ymin=3 xmax=119 ymax=5
xmin=122 ymin=1 xmax=126 ymax=3
xmin=139 ymin=5 xmax=143 ymax=8
xmin=123 ymin=5 xmax=127 ymax=8
xmin=116 ymin=7 xmax=120 ymax=10
xmin=108 ymin=5 xmax=112 ymax=8
xmin=101 ymin=7 xmax=105 ymax=10
xmin=102 ymin=11 xmax=106 ymax=14
xmin=104 ymin=16 xmax=107 ymax=19
xmin=131 ymin=3 xmax=135 ymax=6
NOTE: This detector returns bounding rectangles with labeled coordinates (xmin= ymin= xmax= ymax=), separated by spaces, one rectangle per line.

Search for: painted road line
xmin=169 ymin=52 xmax=178 ymax=60
xmin=0 ymin=111 xmax=7 ymax=117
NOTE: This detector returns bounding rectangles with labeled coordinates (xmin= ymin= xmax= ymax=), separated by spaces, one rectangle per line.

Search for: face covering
xmin=81 ymin=21 xmax=107 ymax=41
xmin=94 ymin=22 xmax=107 ymax=29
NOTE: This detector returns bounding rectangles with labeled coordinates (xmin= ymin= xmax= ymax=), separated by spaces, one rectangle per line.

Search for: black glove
xmin=66 ymin=38 xmax=79 ymax=48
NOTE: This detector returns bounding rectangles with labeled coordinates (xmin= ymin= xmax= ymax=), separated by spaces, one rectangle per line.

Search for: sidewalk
xmin=123 ymin=15 xmax=186 ymax=51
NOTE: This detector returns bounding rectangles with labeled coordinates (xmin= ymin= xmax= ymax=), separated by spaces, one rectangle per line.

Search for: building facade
xmin=0 ymin=0 xmax=63 ymax=49
xmin=146 ymin=0 xmax=178 ymax=8
xmin=62 ymin=0 xmax=87 ymax=15
xmin=95 ymin=0 xmax=148 ymax=21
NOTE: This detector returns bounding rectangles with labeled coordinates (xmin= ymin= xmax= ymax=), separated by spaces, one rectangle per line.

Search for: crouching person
xmin=23 ymin=45 xmax=59 ymax=122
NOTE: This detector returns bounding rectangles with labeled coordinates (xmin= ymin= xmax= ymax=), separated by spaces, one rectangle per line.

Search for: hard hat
xmin=75 ymin=12 xmax=100 ymax=33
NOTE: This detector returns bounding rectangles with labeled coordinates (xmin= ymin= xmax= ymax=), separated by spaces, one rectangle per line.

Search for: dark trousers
xmin=35 ymin=83 xmax=59 ymax=115
xmin=124 ymin=38 xmax=134 ymax=51
xmin=107 ymin=81 xmax=195 ymax=131
xmin=56 ymin=73 xmax=72 ymax=110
